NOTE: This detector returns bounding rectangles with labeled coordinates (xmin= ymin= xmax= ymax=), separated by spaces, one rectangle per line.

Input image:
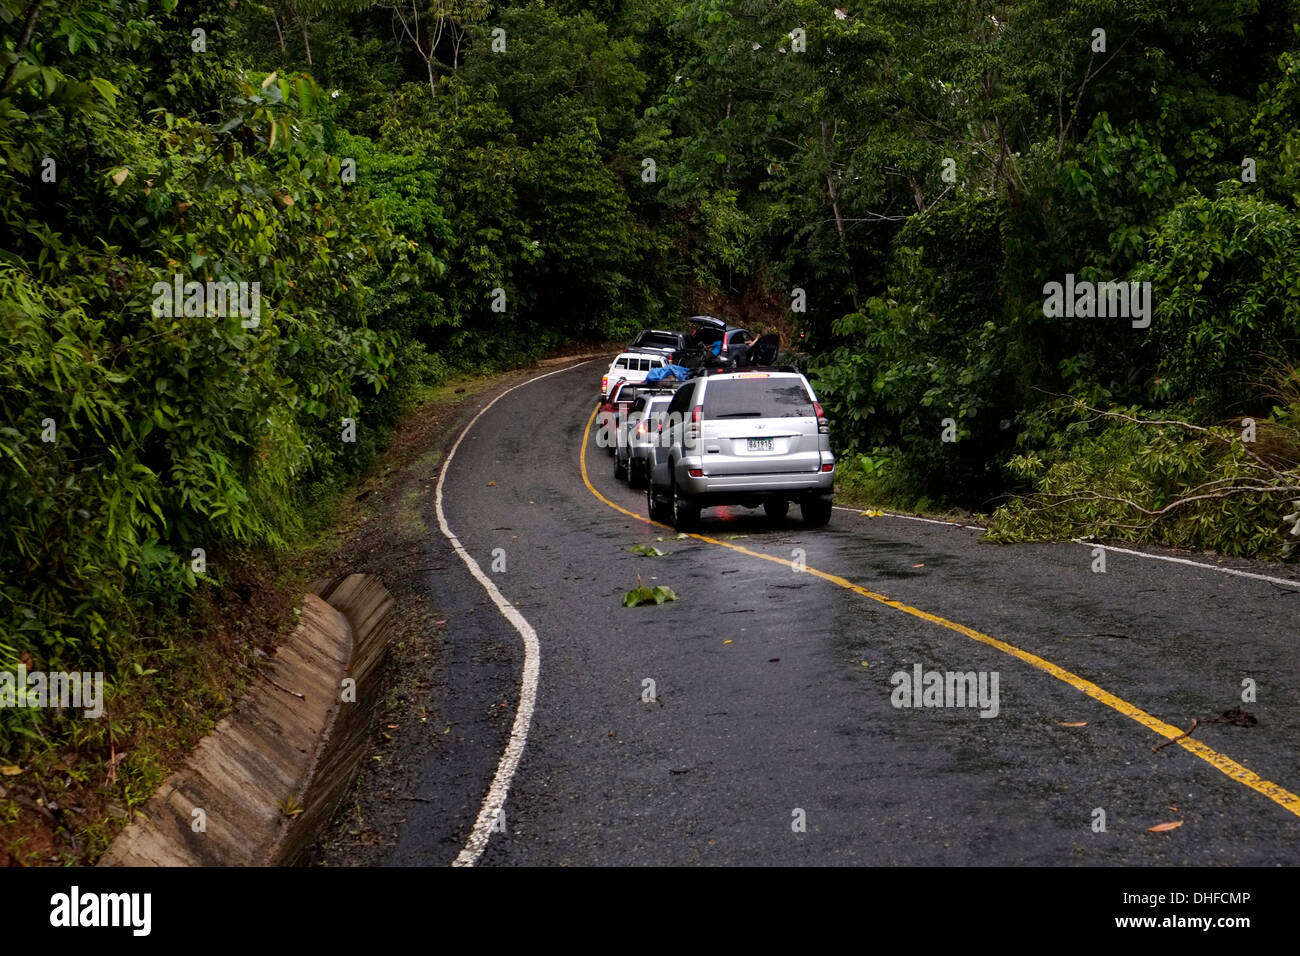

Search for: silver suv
xmin=615 ymin=390 xmax=677 ymax=488
xmin=646 ymin=368 xmax=835 ymax=530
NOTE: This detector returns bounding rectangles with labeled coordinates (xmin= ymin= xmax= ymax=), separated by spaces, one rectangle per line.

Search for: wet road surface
xmin=382 ymin=360 xmax=1300 ymax=866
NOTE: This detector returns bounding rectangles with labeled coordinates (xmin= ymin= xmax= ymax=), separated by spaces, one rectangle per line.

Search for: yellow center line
xmin=580 ymin=406 xmax=1300 ymax=819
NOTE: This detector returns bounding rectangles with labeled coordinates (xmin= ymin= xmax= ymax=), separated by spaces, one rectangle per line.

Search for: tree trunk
xmin=300 ymin=17 xmax=312 ymax=65
xmin=821 ymin=120 xmax=861 ymax=312
xmin=285 ymin=3 xmax=312 ymax=65
xmin=0 ymin=0 xmax=45 ymax=95
xmin=271 ymin=8 xmax=286 ymax=53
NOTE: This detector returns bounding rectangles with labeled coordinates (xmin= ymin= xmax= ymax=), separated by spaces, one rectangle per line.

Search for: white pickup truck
xmin=601 ymin=351 xmax=668 ymax=399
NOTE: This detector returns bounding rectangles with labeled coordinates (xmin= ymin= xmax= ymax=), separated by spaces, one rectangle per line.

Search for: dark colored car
xmin=628 ymin=329 xmax=688 ymax=364
xmin=686 ymin=315 xmax=753 ymax=366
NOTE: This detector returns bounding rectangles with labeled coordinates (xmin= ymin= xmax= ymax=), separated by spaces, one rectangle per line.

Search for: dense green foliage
xmin=641 ymin=0 xmax=1300 ymax=548
xmin=1 ymin=2 xmax=418 ymax=700
xmin=6 ymin=0 xmax=1300 ymax=745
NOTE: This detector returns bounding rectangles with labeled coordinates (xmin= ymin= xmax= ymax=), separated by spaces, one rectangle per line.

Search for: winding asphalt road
xmin=384 ymin=359 xmax=1300 ymax=866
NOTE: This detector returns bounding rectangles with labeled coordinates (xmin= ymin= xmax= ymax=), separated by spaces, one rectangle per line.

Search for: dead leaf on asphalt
xmin=1217 ymin=706 xmax=1256 ymax=727
xmin=1148 ymin=821 xmax=1184 ymax=832
xmin=1060 ymin=721 xmax=1088 ymax=727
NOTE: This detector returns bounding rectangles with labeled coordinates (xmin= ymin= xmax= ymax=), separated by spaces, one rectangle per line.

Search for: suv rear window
xmin=702 ymin=378 xmax=813 ymax=419
xmin=636 ymin=333 xmax=679 ymax=350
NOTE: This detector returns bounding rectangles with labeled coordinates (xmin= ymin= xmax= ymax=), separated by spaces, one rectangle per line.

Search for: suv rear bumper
xmin=671 ymin=461 xmax=834 ymax=499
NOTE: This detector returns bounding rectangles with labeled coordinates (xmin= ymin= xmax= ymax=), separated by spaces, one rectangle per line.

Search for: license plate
xmin=747 ymin=438 xmax=774 ymax=451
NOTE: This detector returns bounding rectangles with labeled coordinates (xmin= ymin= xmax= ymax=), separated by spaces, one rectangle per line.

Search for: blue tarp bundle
xmin=645 ymin=364 xmax=690 ymax=383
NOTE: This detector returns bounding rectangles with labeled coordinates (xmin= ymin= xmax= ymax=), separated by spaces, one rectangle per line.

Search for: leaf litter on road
xmin=623 ymin=573 xmax=678 ymax=607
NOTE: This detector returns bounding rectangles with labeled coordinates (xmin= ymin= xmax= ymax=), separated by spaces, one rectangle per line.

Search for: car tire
xmin=801 ymin=498 xmax=833 ymax=527
xmin=671 ymin=477 xmax=699 ymax=531
xmin=647 ymin=477 xmax=672 ymax=524
xmin=763 ymin=499 xmax=789 ymax=520
xmin=614 ymin=454 xmax=627 ymax=481
xmin=628 ymin=460 xmax=644 ymax=489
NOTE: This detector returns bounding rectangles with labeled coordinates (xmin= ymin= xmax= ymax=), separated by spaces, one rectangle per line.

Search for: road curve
xmin=386 ymin=359 xmax=1300 ymax=866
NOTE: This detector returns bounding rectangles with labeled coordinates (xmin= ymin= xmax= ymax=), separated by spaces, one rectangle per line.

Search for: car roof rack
xmin=685 ymin=364 xmax=803 ymax=378
xmin=621 ymin=382 xmax=684 ymax=394
xmin=611 ymin=379 xmax=684 ymax=395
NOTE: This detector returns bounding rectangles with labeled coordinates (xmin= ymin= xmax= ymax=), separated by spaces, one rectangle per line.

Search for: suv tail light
xmin=684 ymin=404 xmax=703 ymax=447
xmin=813 ymin=401 xmax=828 ymax=434
xmin=601 ymin=375 xmax=608 ymax=394
xmin=636 ymin=420 xmax=649 ymax=436
xmin=688 ymin=468 xmax=703 ymax=478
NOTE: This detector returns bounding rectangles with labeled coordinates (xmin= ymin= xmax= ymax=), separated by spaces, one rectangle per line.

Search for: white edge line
xmin=829 ymin=505 xmax=1300 ymax=590
xmin=436 ymin=359 xmax=597 ymax=867
xmin=1075 ymin=540 xmax=1300 ymax=590
xmin=833 ymin=504 xmax=986 ymax=531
